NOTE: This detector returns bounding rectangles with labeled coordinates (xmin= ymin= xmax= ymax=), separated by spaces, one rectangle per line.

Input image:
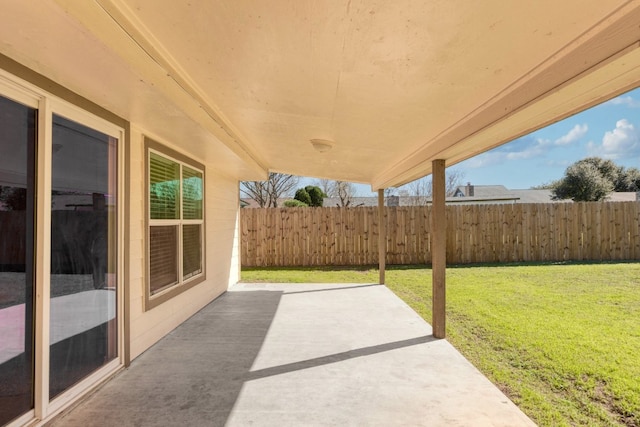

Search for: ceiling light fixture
xmin=310 ymin=139 xmax=334 ymax=153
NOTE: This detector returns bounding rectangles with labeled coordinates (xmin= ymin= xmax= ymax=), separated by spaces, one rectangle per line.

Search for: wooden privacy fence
xmin=240 ymin=202 xmax=640 ymax=267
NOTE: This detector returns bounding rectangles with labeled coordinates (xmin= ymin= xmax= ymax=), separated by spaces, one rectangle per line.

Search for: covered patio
xmin=2 ymin=2 xmax=640 ymax=425
xmin=51 ymin=283 xmax=535 ymax=426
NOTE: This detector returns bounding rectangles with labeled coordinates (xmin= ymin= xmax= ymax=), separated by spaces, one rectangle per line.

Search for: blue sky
xmin=322 ymin=87 xmax=640 ymax=196
xmin=453 ymin=87 xmax=640 ymax=189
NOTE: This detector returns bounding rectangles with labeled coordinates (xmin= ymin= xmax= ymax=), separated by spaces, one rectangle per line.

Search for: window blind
xmin=182 ymin=224 xmax=201 ymax=280
xmin=149 ymin=152 xmax=180 ymax=220
xmin=149 ymin=225 xmax=178 ymax=293
xmin=182 ymin=166 xmax=202 ymax=220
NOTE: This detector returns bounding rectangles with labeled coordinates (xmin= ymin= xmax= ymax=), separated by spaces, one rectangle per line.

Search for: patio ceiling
xmin=2 ymin=1 xmax=640 ymax=188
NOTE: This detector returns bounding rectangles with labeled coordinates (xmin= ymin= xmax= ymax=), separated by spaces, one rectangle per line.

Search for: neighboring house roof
xmin=451 ymin=186 xmax=640 ymax=204
xmin=240 ymin=187 xmax=638 ymax=208
xmin=452 ymin=185 xmax=563 ymax=204
xmin=453 ymin=185 xmax=510 ymax=198
xmin=316 ymin=186 xmax=639 ymax=207
xmin=507 ymin=189 xmax=557 ymax=204
xmin=322 ymin=197 xmax=379 ymax=207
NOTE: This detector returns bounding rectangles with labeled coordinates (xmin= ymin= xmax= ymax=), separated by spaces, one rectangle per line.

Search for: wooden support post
xmin=378 ymin=189 xmax=386 ymax=285
xmin=431 ymin=159 xmax=446 ymax=338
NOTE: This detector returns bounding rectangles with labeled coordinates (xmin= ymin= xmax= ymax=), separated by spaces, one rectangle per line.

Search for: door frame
xmin=0 ymin=69 xmax=126 ymax=427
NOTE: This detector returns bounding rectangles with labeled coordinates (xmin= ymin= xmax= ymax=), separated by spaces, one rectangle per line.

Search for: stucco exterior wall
xmin=128 ymin=126 xmax=240 ymax=360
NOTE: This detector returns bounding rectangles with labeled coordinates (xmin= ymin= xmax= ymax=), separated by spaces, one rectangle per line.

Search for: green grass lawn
xmin=241 ymin=262 xmax=640 ymax=427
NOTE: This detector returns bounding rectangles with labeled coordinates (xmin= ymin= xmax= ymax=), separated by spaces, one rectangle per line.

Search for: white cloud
xmin=554 ymin=123 xmax=588 ymax=145
xmin=588 ymin=119 xmax=640 ymax=159
xmin=505 ymin=145 xmax=544 ymax=160
xmin=461 ymin=152 xmax=499 ymax=169
xmin=544 ymin=159 xmax=571 ymax=168
xmin=606 ymin=95 xmax=640 ymax=108
xmin=470 ymin=123 xmax=589 ymax=168
xmin=463 ymin=137 xmax=548 ymax=168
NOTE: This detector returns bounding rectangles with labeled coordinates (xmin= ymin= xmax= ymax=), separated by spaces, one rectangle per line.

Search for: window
xmin=145 ymin=137 xmax=205 ymax=309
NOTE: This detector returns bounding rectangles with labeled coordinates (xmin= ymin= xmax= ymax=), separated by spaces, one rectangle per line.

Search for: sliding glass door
xmin=49 ymin=115 xmax=118 ymax=399
xmin=0 ymin=77 xmax=122 ymax=426
xmin=0 ymin=94 xmax=36 ymax=426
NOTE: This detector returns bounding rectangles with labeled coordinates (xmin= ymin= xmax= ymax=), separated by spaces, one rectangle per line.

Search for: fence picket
xmin=240 ymin=202 xmax=640 ymax=267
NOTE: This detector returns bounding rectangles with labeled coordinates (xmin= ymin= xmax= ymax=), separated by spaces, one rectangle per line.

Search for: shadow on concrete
xmin=51 ymin=285 xmax=535 ymax=427
xmin=243 ymin=335 xmax=436 ymax=381
xmin=282 ymin=283 xmax=382 ymax=295
xmin=52 ymin=290 xmax=284 ymax=426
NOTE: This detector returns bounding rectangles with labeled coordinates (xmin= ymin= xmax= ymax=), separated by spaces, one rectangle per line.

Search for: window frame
xmin=144 ymin=136 xmax=205 ymax=310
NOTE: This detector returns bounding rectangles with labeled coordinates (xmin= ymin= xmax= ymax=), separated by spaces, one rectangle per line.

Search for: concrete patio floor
xmin=51 ymin=283 xmax=536 ymax=426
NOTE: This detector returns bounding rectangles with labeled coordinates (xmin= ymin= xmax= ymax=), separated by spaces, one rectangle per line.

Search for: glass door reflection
xmin=0 ymin=96 xmax=36 ymax=425
xmin=49 ymin=115 xmax=117 ymax=399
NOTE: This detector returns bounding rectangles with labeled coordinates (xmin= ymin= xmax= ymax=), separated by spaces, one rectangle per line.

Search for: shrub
xmin=283 ymin=199 xmax=308 ymax=207
xmin=305 ymin=186 xmax=326 ymax=207
xmin=294 ymin=189 xmax=312 ymax=205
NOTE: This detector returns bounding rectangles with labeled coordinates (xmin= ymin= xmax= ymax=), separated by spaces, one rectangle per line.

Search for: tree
xmin=578 ymin=157 xmax=622 ymax=185
xmin=406 ymin=176 xmax=431 ymax=205
xmin=334 ymin=181 xmax=357 ymax=207
xmin=0 ymin=186 xmax=27 ymax=211
xmin=294 ymin=188 xmax=312 ymax=205
xmin=550 ymin=157 xmax=640 ymax=201
xmin=531 ymin=181 xmax=558 ymax=190
xmin=445 ymin=169 xmax=466 ymax=196
xmin=315 ymin=178 xmax=333 ymax=197
xmin=307 ymin=186 xmax=326 ymax=207
xmin=551 ymin=162 xmax=614 ymax=201
xmin=402 ymin=168 xmax=466 ymax=205
xmin=240 ymin=173 xmax=299 ymax=207
xmin=615 ymin=166 xmax=640 ymax=192
xmin=384 ymin=187 xmax=397 ymax=198
xmin=314 ymin=179 xmax=357 ymax=207
xmin=293 ymin=185 xmax=326 ymax=207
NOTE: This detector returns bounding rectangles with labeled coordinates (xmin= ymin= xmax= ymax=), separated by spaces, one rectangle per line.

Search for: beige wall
xmin=128 ymin=126 xmax=240 ymax=360
xmin=0 ymin=50 xmax=245 ymax=425
xmin=0 ymin=53 xmax=243 ymax=363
